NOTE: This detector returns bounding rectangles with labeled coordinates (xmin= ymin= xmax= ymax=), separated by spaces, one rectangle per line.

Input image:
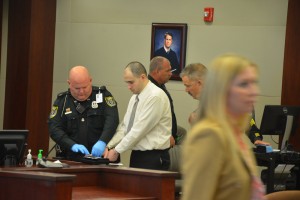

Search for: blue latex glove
xmin=71 ymin=144 xmax=90 ymax=155
xmin=91 ymin=140 xmax=106 ymax=157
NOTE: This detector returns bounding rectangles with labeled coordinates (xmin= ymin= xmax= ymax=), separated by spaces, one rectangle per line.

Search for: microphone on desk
xmin=38 ymin=158 xmax=65 ymax=168
xmin=38 ymin=137 xmax=68 ymax=168
xmin=43 ymin=143 xmax=57 ymax=162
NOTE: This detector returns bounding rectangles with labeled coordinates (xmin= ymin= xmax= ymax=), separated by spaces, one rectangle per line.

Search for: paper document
xmin=274 ymin=164 xmax=295 ymax=174
xmin=109 ymin=163 xmax=123 ymax=166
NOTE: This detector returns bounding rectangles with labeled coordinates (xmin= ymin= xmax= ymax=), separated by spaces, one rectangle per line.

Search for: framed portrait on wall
xmin=150 ymin=23 xmax=188 ymax=80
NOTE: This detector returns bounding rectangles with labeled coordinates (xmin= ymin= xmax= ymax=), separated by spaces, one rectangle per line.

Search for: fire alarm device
xmin=204 ymin=7 xmax=214 ymax=22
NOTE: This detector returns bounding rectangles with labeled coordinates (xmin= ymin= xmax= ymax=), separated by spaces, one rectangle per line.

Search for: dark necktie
xmin=127 ymin=96 xmax=139 ymax=133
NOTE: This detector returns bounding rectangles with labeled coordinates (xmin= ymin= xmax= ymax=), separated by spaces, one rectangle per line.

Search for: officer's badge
xmin=50 ymin=106 xmax=58 ymax=118
xmin=65 ymin=108 xmax=72 ymax=115
xmin=105 ymin=96 xmax=116 ymax=107
xmin=91 ymin=101 xmax=98 ymax=109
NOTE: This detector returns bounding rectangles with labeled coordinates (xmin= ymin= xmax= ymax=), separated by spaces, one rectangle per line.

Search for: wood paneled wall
xmin=3 ymin=0 xmax=56 ymax=155
xmin=281 ymin=0 xmax=300 ymax=151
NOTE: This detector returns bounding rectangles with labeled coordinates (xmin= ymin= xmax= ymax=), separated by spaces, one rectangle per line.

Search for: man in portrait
xmin=154 ymin=32 xmax=180 ymax=75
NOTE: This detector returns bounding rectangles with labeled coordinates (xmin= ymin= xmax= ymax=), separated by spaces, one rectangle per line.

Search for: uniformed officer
xmin=248 ymin=109 xmax=270 ymax=145
xmin=249 ymin=118 xmax=264 ymax=143
xmin=48 ymin=66 xmax=119 ymax=159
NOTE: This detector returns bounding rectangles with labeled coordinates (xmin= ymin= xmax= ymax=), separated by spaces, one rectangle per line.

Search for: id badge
xmin=96 ymin=93 xmax=103 ymax=103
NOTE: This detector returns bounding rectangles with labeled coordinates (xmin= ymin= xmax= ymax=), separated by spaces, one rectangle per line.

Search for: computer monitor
xmin=260 ymin=105 xmax=300 ymax=151
xmin=0 ymin=130 xmax=29 ymax=166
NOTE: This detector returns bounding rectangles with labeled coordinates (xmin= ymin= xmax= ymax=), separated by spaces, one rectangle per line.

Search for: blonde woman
xmin=182 ymin=54 xmax=265 ymax=200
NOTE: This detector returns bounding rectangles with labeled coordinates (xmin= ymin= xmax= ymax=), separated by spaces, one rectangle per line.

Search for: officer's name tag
xmin=96 ymin=93 xmax=103 ymax=103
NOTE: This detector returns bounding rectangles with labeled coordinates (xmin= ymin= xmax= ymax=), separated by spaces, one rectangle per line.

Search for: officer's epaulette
xmin=57 ymin=91 xmax=69 ymax=98
xmin=92 ymin=86 xmax=107 ymax=92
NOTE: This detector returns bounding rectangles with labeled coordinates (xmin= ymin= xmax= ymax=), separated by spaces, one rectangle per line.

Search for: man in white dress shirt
xmin=105 ymin=61 xmax=172 ymax=170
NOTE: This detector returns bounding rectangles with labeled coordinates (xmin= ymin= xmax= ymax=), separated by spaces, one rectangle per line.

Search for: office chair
xmin=265 ymin=190 xmax=300 ymax=200
xmin=168 ymin=125 xmax=187 ymax=197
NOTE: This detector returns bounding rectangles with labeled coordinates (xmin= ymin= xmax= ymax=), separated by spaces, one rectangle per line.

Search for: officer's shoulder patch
xmin=254 ymin=132 xmax=260 ymax=137
xmin=105 ymin=96 xmax=116 ymax=107
xmin=50 ymin=106 xmax=58 ymax=118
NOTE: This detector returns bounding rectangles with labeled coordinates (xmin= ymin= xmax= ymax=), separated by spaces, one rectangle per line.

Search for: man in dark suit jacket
xmin=154 ymin=32 xmax=180 ymax=74
xmin=148 ymin=56 xmax=177 ymax=147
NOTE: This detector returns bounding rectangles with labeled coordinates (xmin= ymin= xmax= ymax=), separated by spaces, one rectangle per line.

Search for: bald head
xmin=149 ymin=56 xmax=172 ymax=85
xmin=69 ymin=66 xmax=90 ymax=80
xmin=68 ymin=66 xmax=92 ymax=101
xmin=124 ymin=61 xmax=149 ymax=94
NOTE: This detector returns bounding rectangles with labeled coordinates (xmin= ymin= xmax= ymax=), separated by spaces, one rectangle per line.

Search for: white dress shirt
xmin=107 ymin=81 xmax=171 ymax=154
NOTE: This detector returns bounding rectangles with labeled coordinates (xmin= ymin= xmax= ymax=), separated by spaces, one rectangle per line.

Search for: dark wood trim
xmin=3 ymin=0 xmax=56 ymax=154
xmin=281 ymin=0 xmax=300 ymax=151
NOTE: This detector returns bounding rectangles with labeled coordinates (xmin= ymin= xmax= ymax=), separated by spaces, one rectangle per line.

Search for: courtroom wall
xmin=1 ymin=0 xmax=288 ymax=165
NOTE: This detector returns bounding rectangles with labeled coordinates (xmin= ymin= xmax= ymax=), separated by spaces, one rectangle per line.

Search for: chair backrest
xmin=168 ymin=125 xmax=187 ymax=172
xmin=176 ymin=126 xmax=187 ymax=145
xmin=265 ymin=190 xmax=300 ymax=200
xmin=169 ymin=145 xmax=181 ymax=172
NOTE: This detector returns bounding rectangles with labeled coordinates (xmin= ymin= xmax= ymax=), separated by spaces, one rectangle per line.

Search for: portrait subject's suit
xmin=154 ymin=47 xmax=180 ymax=74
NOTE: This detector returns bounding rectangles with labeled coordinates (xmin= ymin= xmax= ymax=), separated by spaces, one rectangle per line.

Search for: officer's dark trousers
xmin=130 ymin=149 xmax=170 ymax=170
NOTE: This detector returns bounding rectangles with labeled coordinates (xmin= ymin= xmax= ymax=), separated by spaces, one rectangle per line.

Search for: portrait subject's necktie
xmin=127 ymin=96 xmax=139 ymax=133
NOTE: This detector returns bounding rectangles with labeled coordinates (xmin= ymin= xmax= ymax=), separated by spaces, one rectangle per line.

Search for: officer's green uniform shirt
xmin=48 ymin=86 xmax=119 ymax=154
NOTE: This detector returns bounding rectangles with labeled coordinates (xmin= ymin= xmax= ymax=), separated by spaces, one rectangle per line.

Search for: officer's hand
xmin=71 ymin=144 xmax=90 ymax=155
xmin=91 ymin=140 xmax=106 ymax=157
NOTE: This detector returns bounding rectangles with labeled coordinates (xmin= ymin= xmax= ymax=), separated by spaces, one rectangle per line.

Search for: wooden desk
xmin=0 ymin=169 xmax=75 ymax=200
xmin=0 ymin=162 xmax=178 ymax=200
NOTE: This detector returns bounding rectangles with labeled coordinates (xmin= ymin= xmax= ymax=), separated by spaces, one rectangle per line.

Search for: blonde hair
xmin=198 ymin=54 xmax=258 ymax=132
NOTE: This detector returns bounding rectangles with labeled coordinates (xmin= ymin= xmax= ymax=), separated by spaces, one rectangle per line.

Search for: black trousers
xmin=130 ymin=149 xmax=170 ymax=170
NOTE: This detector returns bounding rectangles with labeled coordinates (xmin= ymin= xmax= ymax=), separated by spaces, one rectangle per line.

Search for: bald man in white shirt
xmin=105 ymin=61 xmax=172 ymax=170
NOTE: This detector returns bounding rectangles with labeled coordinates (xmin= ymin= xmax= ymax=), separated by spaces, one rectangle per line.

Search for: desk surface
xmin=0 ymin=161 xmax=179 ymax=200
xmin=256 ymin=151 xmax=300 ymax=165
